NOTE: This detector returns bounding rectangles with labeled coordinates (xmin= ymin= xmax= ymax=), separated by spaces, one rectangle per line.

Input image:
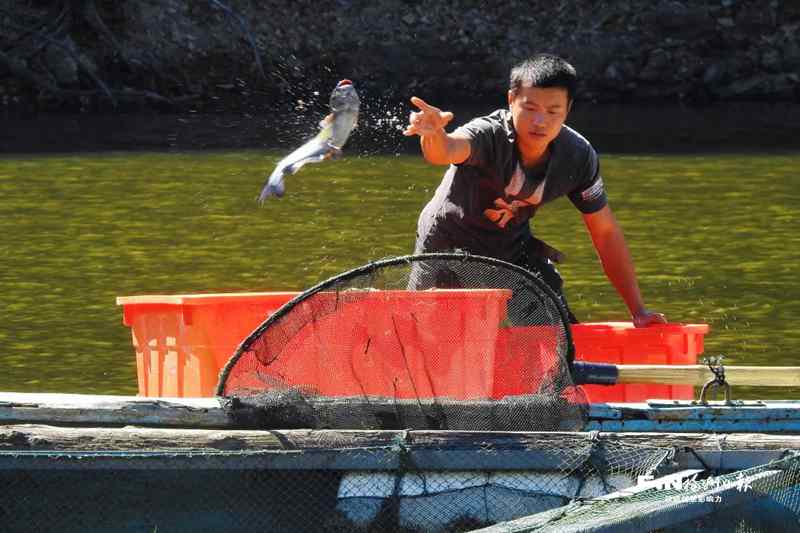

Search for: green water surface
xmin=1 ymin=150 xmax=798 ymax=397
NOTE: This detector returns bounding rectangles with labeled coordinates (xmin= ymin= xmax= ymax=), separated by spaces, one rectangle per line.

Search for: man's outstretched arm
xmin=582 ymin=205 xmax=667 ymax=327
xmin=403 ymin=96 xmax=471 ymax=165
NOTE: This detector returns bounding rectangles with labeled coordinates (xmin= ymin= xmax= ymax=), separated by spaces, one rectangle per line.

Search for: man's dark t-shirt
xmin=414 ymin=109 xmax=608 ymax=266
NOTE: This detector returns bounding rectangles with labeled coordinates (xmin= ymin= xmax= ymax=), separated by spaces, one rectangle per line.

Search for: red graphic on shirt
xmin=483 ymin=165 xmax=547 ymax=228
xmin=484 ymin=198 xmax=534 ymax=229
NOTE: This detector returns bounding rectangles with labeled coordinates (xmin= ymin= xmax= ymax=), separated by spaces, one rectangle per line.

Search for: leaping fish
xmin=259 ymin=79 xmax=360 ymax=202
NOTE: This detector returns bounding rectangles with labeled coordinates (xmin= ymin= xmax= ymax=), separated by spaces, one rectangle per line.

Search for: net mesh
xmin=333 ymin=436 xmax=672 ymax=531
xmin=0 ymin=433 xmax=673 ymax=532
xmin=5 ymin=446 xmax=798 ymax=531
xmin=469 ymin=452 xmax=800 ymax=533
xmin=217 ymin=253 xmax=586 ymax=431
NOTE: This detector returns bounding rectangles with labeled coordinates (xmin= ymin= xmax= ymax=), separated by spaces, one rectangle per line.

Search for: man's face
xmin=508 ymin=85 xmax=571 ymax=154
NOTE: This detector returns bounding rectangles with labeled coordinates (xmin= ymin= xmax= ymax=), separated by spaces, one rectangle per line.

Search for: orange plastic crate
xmin=572 ymin=322 xmax=710 ymax=402
xmin=117 ymin=289 xmax=513 ymax=399
xmin=118 ymin=293 xmax=709 ymax=402
xmin=117 ymin=292 xmax=299 ymax=397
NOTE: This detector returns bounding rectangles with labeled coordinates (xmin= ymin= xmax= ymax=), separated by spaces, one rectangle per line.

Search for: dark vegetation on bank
xmin=1 ymin=0 xmax=799 ymax=117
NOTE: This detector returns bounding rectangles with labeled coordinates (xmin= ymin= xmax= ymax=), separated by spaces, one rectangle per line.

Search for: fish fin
xmin=326 ymin=147 xmax=343 ymax=161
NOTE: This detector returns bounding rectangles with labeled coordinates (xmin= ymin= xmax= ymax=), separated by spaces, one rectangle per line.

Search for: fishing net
xmin=468 ymin=452 xmax=800 ymax=533
xmin=6 ymin=434 xmax=798 ymax=532
xmin=333 ymin=434 xmax=673 ymax=532
xmin=0 ymin=431 xmax=674 ymax=533
xmin=216 ymin=253 xmax=586 ymax=431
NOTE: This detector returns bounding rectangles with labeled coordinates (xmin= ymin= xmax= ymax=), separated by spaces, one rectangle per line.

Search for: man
xmin=403 ymin=54 xmax=666 ymax=327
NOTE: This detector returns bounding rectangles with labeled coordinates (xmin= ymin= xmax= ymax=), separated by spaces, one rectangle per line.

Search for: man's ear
xmin=507 ymin=89 xmax=515 ymax=108
xmin=566 ymin=99 xmax=573 ymax=114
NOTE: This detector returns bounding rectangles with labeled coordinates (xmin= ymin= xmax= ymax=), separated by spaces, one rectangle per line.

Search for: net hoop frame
xmin=214 ymin=252 xmax=576 ymax=397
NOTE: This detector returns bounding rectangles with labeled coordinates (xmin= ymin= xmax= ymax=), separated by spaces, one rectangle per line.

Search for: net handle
xmin=214 ymin=252 xmax=575 ymax=397
xmin=573 ymin=362 xmax=800 ymax=387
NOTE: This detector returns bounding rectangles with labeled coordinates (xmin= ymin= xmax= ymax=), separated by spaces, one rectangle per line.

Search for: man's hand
xmin=632 ymin=309 xmax=668 ymax=328
xmin=402 ymin=96 xmax=470 ymax=165
xmin=403 ymin=96 xmax=454 ymax=137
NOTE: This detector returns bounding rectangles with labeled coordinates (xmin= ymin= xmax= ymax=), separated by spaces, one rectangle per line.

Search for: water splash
xmin=346 ymin=87 xmax=409 ymax=157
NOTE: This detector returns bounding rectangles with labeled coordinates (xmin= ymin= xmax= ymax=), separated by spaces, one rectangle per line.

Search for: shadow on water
xmin=2 ymin=102 xmax=799 ymax=155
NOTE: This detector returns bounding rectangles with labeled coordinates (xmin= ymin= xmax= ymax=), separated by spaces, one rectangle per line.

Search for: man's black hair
xmin=510 ymin=54 xmax=578 ymax=102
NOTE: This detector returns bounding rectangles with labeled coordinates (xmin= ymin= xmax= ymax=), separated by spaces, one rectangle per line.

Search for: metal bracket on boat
xmin=698 ymin=355 xmax=733 ymax=405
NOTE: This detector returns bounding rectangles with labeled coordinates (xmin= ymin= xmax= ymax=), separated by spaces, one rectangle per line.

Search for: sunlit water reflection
xmin=1 ymin=145 xmax=798 ymax=398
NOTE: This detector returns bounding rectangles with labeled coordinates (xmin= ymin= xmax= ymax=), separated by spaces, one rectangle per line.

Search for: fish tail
xmin=258 ymin=143 xmax=334 ymax=203
xmin=258 ymin=183 xmax=284 ymax=204
xmin=258 ymin=167 xmax=287 ymax=203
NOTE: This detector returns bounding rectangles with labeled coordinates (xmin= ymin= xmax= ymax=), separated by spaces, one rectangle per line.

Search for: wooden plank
xmin=1 ymin=425 xmax=799 ymax=472
xmin=615 ymin=365 xmax=800 ymax=387
xmin=0 ymin=392 xmax=586 ymax=431
xmin=3 ymin=393 xmax=800 ymax=433
xmin=0 ymin=392 xmax=230 ymax=428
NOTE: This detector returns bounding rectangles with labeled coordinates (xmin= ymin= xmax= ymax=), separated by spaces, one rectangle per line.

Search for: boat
xmin=2 ymin=255 xmax=799 ymax=532
xmin=2 ymin=393 xmax=800 ymax=532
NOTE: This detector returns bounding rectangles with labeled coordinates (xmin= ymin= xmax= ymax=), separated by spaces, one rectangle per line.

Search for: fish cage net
xmin=0 ymin=432 xmax=674 ymax=533
xmin=473 ymin=452 xmax=800 ymax=533
xmin=217 ymin=253 xmax=586 ymax=432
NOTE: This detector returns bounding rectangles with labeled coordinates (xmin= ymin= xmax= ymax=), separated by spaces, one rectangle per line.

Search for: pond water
xmin=1 ymin=104 xmax=798 ymax=398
